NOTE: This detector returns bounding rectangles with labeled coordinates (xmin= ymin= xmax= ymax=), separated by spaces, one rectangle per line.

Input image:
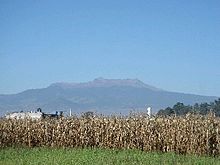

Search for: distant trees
xmin=157 ymin=107 xmax=175 ymax=116
xmin=157 ymin=98 xmax=220 ymax=116
xmin=81 ymin=111 xmax=95 ymax=118
xmin=213 ymin=99 xmax=220 ymax=116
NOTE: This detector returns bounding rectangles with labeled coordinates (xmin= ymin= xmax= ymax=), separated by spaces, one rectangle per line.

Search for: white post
xmin=69 ymin=108 xmax=72 ymax=117
xmin=147 ymin=107 xmax=151 ymax=117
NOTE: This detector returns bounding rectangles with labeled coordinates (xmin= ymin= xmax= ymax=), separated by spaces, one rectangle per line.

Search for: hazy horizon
xmin=1 ymin=1 xmax=220 ymax=96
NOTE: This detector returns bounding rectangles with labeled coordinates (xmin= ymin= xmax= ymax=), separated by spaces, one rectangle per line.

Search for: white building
xmin=5 ymin=111 xmax=43 ymax=120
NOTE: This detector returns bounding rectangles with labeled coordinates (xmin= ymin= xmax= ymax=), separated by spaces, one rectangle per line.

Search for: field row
xmin=0 ymin=115 xmax=220 ymax=156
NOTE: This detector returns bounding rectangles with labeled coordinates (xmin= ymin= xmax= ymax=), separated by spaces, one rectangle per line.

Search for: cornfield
xmin=0 ymin=114 xmax=220 ymax=156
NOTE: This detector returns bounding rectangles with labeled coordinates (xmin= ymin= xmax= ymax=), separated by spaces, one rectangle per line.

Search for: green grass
xmin=0 ymin=147 xmax=220 ymax=165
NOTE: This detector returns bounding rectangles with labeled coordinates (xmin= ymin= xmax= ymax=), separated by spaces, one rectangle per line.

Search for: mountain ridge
xmin=0 ymin=78 xmax=218 ymax=116
xmin=49 ymin=78 xmax=163 ymax=91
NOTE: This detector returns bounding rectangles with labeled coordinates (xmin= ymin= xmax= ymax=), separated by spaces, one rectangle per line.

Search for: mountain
xmin=0 ymin=78 xmax=218 ymax=116
xmin=50 ymin=77 xmax=162 ymax=91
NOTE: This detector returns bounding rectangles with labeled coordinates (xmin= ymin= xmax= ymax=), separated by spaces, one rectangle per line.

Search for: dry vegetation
xmin=0 ymin=114 xmax=220 ymax=156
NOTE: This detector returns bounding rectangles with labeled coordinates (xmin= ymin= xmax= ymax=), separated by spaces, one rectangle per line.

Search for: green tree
xmin=213 ymin=98 xmax=220 ymax=116
xmin=173 ymin=102 xmax=192 ymax=115
xmin=199 ymin=102 xmax=211 ymax=115
xmin=157 ymin=107 xmax=175 ymax=116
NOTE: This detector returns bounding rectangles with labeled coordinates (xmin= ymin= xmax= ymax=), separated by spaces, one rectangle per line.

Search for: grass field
xmin=0 ymin=148 xmax=220 ymax=165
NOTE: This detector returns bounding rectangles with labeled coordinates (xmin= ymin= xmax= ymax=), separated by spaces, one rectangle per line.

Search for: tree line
xmin=157 ymin=98 xmax=220 ymax=116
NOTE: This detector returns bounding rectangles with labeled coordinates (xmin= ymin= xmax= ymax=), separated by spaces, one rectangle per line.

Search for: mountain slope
xmin=0 ymin=78 xmax=218 ymax=116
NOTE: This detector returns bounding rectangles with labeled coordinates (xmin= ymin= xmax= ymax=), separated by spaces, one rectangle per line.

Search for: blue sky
xmin=0 ymin=0 xmax=220 ymax=96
